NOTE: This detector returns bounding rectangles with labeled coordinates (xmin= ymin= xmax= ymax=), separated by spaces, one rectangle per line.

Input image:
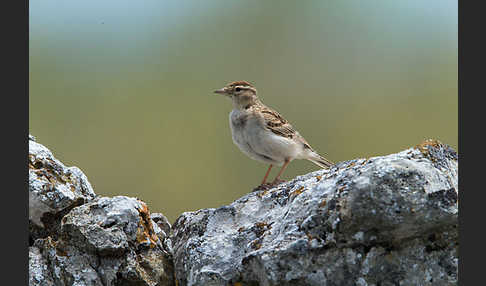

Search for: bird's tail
xmin=308 ymin=152 xmax=334 ymax=169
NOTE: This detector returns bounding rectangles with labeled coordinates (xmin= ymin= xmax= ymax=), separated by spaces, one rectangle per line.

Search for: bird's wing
xmin=259 ymin=106 xmax=298 ymax=139
xmin=258 ymin=104 xmax=319 ymax=151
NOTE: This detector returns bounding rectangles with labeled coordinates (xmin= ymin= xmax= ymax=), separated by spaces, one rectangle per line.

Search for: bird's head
xmin=214 ymin=81 xmax=259 ymax=109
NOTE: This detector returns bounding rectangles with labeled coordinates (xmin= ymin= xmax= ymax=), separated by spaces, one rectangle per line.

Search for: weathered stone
xmin=29 ymin=134 xmax=458 ymax=286
xmin=34 ymin=237 xmax=104 ymax=286
xmin=151 ymin=213 xmax=172 ymax=238
xmin=29 ymin=135 xmax=96 ymax=243
xmin=29 ymin=135 xmax=174 ymax=286
xmin=152 ymin=212 xmax=174 ymax=256
xmin=29 ymin=246 xmax=55 ymax=286
xmin=33 ymin=197 xmax=175 ymax=286
xmin=171 ymin=140 xmax=458 ymax=286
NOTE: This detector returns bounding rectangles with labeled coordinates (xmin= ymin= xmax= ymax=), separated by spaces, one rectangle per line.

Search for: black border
xmin=3 ymin=0 xmax=29 ymax=284
xmin=458 ymin=0 xmax=480 ymax=285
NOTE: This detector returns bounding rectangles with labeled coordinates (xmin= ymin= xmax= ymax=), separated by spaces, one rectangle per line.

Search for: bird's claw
xmin=271 ymin=178 xmax=286 ymax=186
xmin=253 ymin=179 xmax=286 ymax=192
xmin=253 ymin=183 xmax=273 ymax=191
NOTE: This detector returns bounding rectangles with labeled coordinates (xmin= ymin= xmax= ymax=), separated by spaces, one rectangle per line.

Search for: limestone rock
xmin=171 ymin=140 xmax=458 ymax=286
xmin=29 ymin=135 xmax=175 ymax=286
xmin=29 ymin=246 xmax=55 ymax=286
xmin=29 ymin=135 xmax=96 ymax=242
xmin=29 ymin=133 xmax=458 ymax=286
xmin=34 ymin=196 xmax=174 ymax=286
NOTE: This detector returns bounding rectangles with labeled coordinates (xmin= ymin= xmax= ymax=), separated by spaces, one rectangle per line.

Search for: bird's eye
xmin=235 ymin=87 xmax=241 ymax=92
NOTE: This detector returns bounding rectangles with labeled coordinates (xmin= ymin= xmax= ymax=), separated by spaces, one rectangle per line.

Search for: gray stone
xmin=29 ymin=246 xmax=55 ymax=286
xmin=29 ymin=135 xmax=174 ymax=286
xmin=151 ymin=213 xmax=172 ymax=238
xmin=62 ymin=196 xmax=155 ymax=255
xmin=152 ymin=212 xmax=174 ymax=256
xmin=29 ymin=134 xmax=458 ymax=286
xmin=33 ymin=196 xmax=175 ymax=286
xmin=171 ymin=140 xmax=458 ymax=286
xmin=29 ymin=135 xmax=96 ymax=242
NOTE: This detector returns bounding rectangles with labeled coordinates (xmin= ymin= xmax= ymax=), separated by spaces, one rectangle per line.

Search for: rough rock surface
xmin=171 ymin=140 xmax=458 ymax=286
xmin=29 ymin=134 xmax=458 ymax=286
xmin=30 ymin=246 xmax=55 ymax=286
xmin=29 ymin=136 xmax=96 ymax=243
xmin=29 ymin=135 xmax=174 ymax=286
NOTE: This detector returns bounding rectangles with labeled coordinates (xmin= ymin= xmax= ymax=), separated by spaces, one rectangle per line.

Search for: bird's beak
xmin=214 ymin=88 xmax=227 ymax=95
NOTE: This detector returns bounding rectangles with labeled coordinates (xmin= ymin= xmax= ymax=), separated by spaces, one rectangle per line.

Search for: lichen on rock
xmin=29 ymin=135 xmax=174 ymax=286
xmin=171 ymin=140 xmax=458 ymax=286
xmin=29 ymin=136 xmax=96 ymax=244
xmin=29 ymin=134 xmax=458 ymax=286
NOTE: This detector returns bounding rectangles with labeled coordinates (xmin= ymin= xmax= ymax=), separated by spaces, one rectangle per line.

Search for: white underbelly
xmin=229 ymin=110 xmax=300 ymax=165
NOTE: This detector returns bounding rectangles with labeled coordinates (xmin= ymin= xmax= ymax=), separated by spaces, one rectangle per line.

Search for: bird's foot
xmin=253 ymin=179 xmax=287 ymax=192
xmin=253 ymin=183 xmax=274 ymax=192
xmin=271 ymin=178 xmax=286 ymax=186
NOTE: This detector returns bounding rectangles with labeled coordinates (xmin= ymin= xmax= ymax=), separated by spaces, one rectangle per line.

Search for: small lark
xmin=214 ymin=81 xmax=334 ymax=189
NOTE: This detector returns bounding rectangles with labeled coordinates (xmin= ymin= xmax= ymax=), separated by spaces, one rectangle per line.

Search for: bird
xmin=214 ymin=80 xmax=334 ymax=189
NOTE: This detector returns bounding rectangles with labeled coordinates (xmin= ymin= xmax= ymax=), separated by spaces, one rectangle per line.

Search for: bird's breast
xmin=229 ymin=109 xmax=251 ymax=145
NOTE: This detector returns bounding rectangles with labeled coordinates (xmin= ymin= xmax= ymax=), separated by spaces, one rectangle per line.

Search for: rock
xmin=29 ymin=135 xmax=96 ymax=243
xmin=151 ymin=213 xmax=172 ymax=238
xmin=29 ymin=134 xmax=458 ymax=286
xmin=171 ymin=139 xmax=458 ymax=286
xmin=152 ymin=212 xmax=174 ymax=255
xmin=35 ymin=196 xmax=175 ymax=286
xmin=29 ymin=246 xmax=55 ymax=286
xmin=29 ymin=135 xmax=175 ymax=286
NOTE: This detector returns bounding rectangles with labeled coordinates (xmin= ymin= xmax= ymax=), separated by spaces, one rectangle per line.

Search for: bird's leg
xmin=261 ymin=164 xmax=273 ymax=185
xmin=253 ymin=165 xmax=273 ymax=191
xmin=272 ymin=159 xmax=290 ymax=185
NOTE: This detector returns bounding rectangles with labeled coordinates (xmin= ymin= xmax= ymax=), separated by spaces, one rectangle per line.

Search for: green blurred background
xmin=29 ymin=1 xmax=457 ymax=223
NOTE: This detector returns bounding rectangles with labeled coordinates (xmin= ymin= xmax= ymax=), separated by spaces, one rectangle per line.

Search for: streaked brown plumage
xmin=214 ymin=81 xmax=334 ymax=189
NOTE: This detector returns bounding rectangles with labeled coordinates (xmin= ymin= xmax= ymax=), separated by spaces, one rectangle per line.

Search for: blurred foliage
xmin=29 ymin=0 xmax=457 ymax=222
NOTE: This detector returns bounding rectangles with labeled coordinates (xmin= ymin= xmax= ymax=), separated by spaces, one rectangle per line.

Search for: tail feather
xmin=308 ymin=153 xmax=334 ymax=169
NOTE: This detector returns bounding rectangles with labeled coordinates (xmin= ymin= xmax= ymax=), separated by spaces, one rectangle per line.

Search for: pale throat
xmin=232 ymin=94 xmax=260 ymax=110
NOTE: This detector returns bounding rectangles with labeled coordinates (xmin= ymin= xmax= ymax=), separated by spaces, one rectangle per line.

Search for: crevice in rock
xmin=29 ymin=197 xmax=87 ymax=246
